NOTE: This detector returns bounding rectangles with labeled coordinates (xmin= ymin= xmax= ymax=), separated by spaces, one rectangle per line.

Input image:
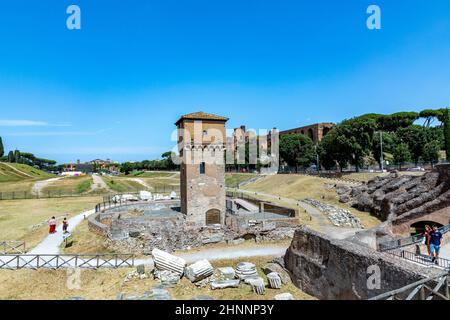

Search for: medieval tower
xmin=176 ymin=112 xmax=228 ymax=226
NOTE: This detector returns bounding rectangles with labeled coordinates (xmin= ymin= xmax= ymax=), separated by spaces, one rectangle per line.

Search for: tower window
xmin=199 ymin=162 xmax=205 ymax=174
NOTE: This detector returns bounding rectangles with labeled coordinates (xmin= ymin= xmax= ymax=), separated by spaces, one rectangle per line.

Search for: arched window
xmin=206 ymin=209 xmax=221 ymax=225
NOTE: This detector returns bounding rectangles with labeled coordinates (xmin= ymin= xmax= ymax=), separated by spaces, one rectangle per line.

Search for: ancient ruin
xmin=88 ymin=112 xmax=300 ymax=253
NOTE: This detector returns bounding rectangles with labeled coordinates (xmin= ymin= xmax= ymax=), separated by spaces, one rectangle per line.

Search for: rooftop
xmin=175 ymin=111 xmax=229 ymax=125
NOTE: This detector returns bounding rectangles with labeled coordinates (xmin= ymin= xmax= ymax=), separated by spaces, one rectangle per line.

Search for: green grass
xmin=41 ymin=176 xmax=92 ymax=195
xmin=76 ymin=178 xmax=93 ymax=193
xmin=131 ymin=171 xmax=177 ymax=178
xmin=0 ymin=163 xmax=53 ymax=183
xmin=225 ymin=173 xmax=258 ymax=188
xmin=103 ymin=177 xmax=143 ymax=193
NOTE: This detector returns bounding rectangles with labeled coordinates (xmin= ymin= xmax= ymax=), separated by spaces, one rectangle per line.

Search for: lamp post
xmin=379 ymin=131 xmax=384 ymax=172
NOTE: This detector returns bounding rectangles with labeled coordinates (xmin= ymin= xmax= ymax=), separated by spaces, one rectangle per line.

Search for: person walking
xmin=423 ymin=225 xmax=432 ymax=256
xmin=62 ymin=217 xmax=69 ymax=234
xmin=430 ymin=225 xmax=443 ymax=264
xmin=48 ymin=216 xmax=57 ymax=234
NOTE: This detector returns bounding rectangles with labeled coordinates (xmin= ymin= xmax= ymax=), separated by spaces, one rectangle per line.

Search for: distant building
xmin=279 ymin=123 xmax=335 ymax=144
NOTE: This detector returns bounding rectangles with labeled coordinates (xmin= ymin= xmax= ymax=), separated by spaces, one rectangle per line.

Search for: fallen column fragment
xmin=185 ymin=259 xmax=214 ymax=282
xmin=151 ymin=248 xmax=186 ymax=276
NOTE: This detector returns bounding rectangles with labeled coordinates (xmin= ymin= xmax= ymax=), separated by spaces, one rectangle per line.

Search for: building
xmin=279 ymin=122 xmax=335 ymax=144
xmin=176 ymin=111 xmax=228 ymax=227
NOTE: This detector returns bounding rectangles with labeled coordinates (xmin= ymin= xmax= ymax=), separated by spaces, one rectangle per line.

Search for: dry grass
xmin=0 ymin=181 xmax=36 ymax=193
xmin=42 ymin=176 xmax=93 ymax=194
xmin=225 ymin=173 xmax=258 ymax=188
xmin=0 ymin=196 xmax=103 ymax=250
xmin=61 ymin=219 xmax=116 ymax=255
xmin=0 ymin=256 xmax=314 ymax=300
xmin=242 ymin=174 xmax=381 ymax=229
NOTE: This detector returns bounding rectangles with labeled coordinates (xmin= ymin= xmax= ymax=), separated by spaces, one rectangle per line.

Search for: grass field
xmin=0 ymin=196 xmax=102 ymax=250
xmin=103 ymin=177 xmax=145 ymax=193
xmin=242 ymin=174 xmax=381 ymax=229
xmin=225 ymin=173 xmax=258 ymax=188
xmin=131 ymin=171 xmax=177 ymax=178
xmin=0 ymin=255 xmax=314 ymax=300
xmin=0 ymin=163 xmax=54 ymax=183
xmin=41 ymin=176 xmax=93 ymax=195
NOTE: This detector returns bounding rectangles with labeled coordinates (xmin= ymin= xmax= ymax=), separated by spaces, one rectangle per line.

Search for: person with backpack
xmin=429 ymin=225 xmax=443 ymax=264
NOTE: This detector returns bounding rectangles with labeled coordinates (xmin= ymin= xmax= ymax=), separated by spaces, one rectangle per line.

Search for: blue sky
xmin=1 ymin=0 xmax=450 ymax=163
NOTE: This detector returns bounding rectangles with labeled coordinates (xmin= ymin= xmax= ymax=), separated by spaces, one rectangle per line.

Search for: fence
xmin=378 ymin=223 xmax=450 ymax=252
xmin=387 ymin=249 xmax=450 ymax=270
xmin=0 ymin=241 xmax=26 ymax=254
xmin=370 ymin=272 xmax=449 ymax=300
xmin=0 ymin=254 xmax=135 ymax=269
xmin=0 ymin=185 xmax=180 ymax=201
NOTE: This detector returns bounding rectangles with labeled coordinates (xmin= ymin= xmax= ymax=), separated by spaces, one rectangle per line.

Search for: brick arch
xmin=391 ymin=207 xmax=450 ymax=236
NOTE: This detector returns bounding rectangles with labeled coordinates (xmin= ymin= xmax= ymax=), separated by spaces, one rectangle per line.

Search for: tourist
xmin=422 ymin=225 xmax=432 ymax=256
xmin=429 ymin=225 xmax=443 ymax=264
xmin=48 ymin=216 xmax=57 ymax=234
xmin=62 ymin=217 xmax=69 ymax=234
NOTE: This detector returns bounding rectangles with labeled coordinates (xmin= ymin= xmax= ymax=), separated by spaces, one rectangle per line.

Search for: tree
xmin=0 ymin=137 xmax=4 ymax=158
xmin=320 ymin=117 xmax=377 ymax=172
xmin=120 ymin=162 xmax=133 ymax=175
xmin=422 ymin=141 xmax=441 ymax=167
xmin=393 ymin=143 xmax=411 ymax=169
xmin=279 ymin=134 xmax=315 ymax=170
xmin=7 ymin=151 xmax=14 ymax=163
xmin=443 ymin=108 xmax=450 ymax=160
xmin=14 ymin=150 xmax=20 ymax=163
xmin=378 ymin=112 xmax=419 ymax=131
xmin=372 ymin=131 xmax=394 ymax=170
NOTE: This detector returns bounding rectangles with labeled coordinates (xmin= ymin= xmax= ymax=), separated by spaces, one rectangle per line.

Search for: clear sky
xmin=1 ymin=0 xmax=449 ymax=163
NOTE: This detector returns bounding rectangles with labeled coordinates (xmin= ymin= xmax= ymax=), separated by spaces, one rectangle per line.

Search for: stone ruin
xmin=88 ymin=197 xmax=300 ymax=254
xmin=336 ymin=164 xmax=450 ymax=235
xmin=118 ymin=247 xmax=295 ymax=300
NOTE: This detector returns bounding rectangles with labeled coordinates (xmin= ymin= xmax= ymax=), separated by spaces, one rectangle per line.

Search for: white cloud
xmin=0 ymin=120 xmax=48 ymax=126
xmin=41 ymin=146 xmax=167 ymax=155
xmin=0 ymin=120 xmax=72 ymax=127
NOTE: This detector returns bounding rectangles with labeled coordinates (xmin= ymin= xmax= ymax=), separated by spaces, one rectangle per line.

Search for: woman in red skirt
xmin=48 ymin=216 xmax=57 ymax=234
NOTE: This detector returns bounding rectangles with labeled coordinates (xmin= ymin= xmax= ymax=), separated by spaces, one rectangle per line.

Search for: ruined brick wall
xmin=284 ymin=227 xmax=441 ymax=300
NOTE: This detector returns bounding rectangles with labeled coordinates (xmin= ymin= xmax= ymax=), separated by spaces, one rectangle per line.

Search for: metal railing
xmin=0 ymin=241 xmax=26 ymax=254
xmin=387 ymin=249 xmax=450 ymax=270
xmin=370 ymin=272 xmax=449 ymax=300
xmin=0 ymin=253 xmax=135 ymax=269
xmin=378 ymin=223 xmax=450 ymax=252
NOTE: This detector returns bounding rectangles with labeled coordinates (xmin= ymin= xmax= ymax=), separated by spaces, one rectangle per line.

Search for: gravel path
xmin=31 ymin=177 xmax=63 ymax=196
xmin=90 ymin=174 xmax=109 ymax=191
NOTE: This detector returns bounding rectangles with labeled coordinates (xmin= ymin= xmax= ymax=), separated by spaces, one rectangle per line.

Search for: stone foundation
xmin=284 ymin=227 xmax=442 ymax=300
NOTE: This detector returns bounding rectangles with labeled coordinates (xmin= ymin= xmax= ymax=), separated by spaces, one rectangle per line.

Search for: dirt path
xmin=31 ymin=177 xmax=63 ymax=196
xmin=90 ymin=174 xmax=110 ymax=192
xmin=233 ymin=188 xmax=362 ymax=240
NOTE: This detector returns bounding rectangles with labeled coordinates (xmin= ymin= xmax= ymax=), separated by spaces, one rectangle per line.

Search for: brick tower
xmin=175 ymin=112 xmax=228 ymax=226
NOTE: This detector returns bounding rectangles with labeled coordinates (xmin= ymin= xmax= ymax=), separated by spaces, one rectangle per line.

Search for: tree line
xmin=0 ymin=136 xmax=58 ymax=171
xmin=279 ymin=108 xmax=450 ymax=172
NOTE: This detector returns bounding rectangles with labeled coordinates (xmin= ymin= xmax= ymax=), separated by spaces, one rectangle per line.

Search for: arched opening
xmin=241 ymin=234 xmax=257 ymax=242
xmin=307 ymin=128 xmax=314 ymax=141
xmin=410 ymin=221 xmax=444 ymax=236
xmin=205 ymin=209 xmax=221 ymax=225
xmin=322 ymin=127 xmax=331 ymax=137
